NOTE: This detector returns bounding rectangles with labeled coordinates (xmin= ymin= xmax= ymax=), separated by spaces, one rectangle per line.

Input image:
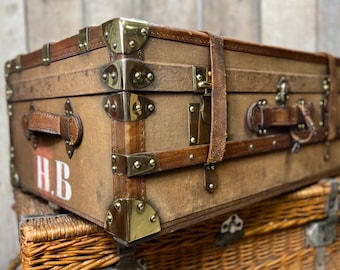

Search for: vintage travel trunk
xmin=5 ymin=18 xmax=340 ymax=244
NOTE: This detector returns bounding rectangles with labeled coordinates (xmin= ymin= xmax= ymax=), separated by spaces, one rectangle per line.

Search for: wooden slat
xmin=203 ymin=0 xmax=260 ymax=42
xmin=84 ymin=0 xmax=143 ymax=26
xmin=261 ymin=0 xmax=317 ymax=52
xmin=143 ymin=0 xmax=197 ymax=30
xmin=25 ymin=0 xmax=83 ymax=51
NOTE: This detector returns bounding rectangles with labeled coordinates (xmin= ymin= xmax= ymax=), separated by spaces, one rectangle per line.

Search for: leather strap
xmin=23 ymin=110 xmax=83 ymax=146
xmin=206 ymin=33 xmax=228 ymax=164
xmin=247 ymin=102 xmax=314 ymax=131
xmin=323 ymin=53 xmax=338 ymax=141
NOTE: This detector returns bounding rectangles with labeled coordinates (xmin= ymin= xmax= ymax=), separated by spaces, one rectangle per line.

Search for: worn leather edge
xmin=6 ymin=22 xmax=340 ymax=76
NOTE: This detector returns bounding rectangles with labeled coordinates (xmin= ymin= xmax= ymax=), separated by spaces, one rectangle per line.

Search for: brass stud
xmin=102 ymin=73 xmax=108 ymax=81
xmin=209 ymin=183 xmax=215 ymax=190
xmin=104 ymin=31 xmax=109 ymax=39
xmin=134 ymin=71 xmax=142 ymax=80
xmin=147 ymin=72 xmax=154 ymax=81
xmin=149 ymin=159 xmax=156 ymax=167
xmin=134 ymin=160 xmax=142 ymax=169
xmin=137 ymin=202 xmax=144 ymax=211
xmin=112 ymin=154 xmax=117 ymax=161
xmin=107 ymin=211 xmax=113 ymax=223
xmin=129 ymin=40 xmax=136 ymax=48
xmin=114 ymin=202 xmax=121 ymax=210
xmin=113 ymin=43 xmax=118 ymax=49
xmin=150 ymin=214 xmax=157 ymax=223
xmin=249 ymin=144 xmax=254 ymax=151
xmin=147 ymin=104 xmax=155 ymax=112
xmin=140 ymin=28 xmax=148 ymax=36
xmin=112 ymin=166 xmax=118 ymax=172
xmin=190 ymin=137 xmax=196 ymax=144
xmin=272 ymin=140 xmax=277 ymax=146
xmin=189 ymin=105 xmax=195 ymax=113
xmin=189 ymin=154 xmax=194 ymax=160
xmin=196 ymin=74 xmax=203 ymax=81
xmin=111 ymin=72 xmax=117 ymax=80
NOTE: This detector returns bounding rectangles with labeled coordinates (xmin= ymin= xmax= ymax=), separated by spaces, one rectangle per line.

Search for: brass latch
xmin=102 ymin=18 xmax=149 ymax=54
xmin=189 ymin=66 xmax=212 ymax=146
xmin=112 ymin=153 xmax=158 ymax=177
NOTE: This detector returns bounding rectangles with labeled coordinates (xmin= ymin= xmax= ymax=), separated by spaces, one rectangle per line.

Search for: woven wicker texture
xmin=14 ymin=178 xmax=340 ymax=269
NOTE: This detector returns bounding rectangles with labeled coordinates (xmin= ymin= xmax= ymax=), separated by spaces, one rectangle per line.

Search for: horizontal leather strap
xmin=247 ymin=101 xmax=314 ymax=132
xmin=23 ymin=110 xmax=83 ymax=146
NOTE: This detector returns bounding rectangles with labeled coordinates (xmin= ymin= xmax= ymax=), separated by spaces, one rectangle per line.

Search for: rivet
xmin=114 ymin=202 xmax=121 ymax=210
xmin=140 ymin=28 xmax=148 ymax=36
xmin=134 ymin=71 xmax=142 ymax=80
xmin=190 ymin=137 xmax=196 ymax=144
xmin=111 ymin=103 xmax=117 ymax=111
xmin=65 ymin=140 xmax=70 ymax=145
xmin=319 ymin=121 xmax=324 ymax=127
xmin=196 ymin=74 xmax=203 ymax=81
xmin=323 ymin=83 xmax=330 ymax=91
xmin=104 ymin=103 xmax=110 ymax=109
xmin=104 ymin=31 xmax=109 ymax=39
xmin=111 ymin=72 xmax=117 ymax=80
xmin=137 ymin=202 xmax=144 ymax=211
xmin=113 ymin=43 xmax=118 ymax=49
xmin=320 ymin=100 xmax=324 ymax=106
xmin=112 ymin=166 xmax=118 ymax=172
xmin=147 ymin=104 xmax=155 ymax=112
xmin=78 ymin=43 xmax=83 ymax=49
xmin=209 ymin=183 xmax=215 ymax=190
xmin=262 ymin=100 xmax=267 ymax=106
xmin=189 ymin=105 xmax=195 ymax=113
xmin=6 ymin=62 xmax=11 ymax=69
xmin=129 ymin=40 xmax=135 ymax=48
xmin=134 ymin=104 xmax=142 ymax=115
xmin=189 ymin=154 xmax=194 ymax=160
xmin=150 ymin=214 xmax=157 ymax=223
xmin=149 ymin=159 xmax=156 ymax=167
xmin=102 ymin=73 xmax=108 ymax=81
xmin=112 ymin=154 xmax=117 ymax=161
xmin=272 ymin=140 xmax=277 ymax=146
xmin=249 ymin=144 xmax=254 ymax=151
xmin=83 ymin=42 xmax=87 ymax=47
xmin=147 ymin=72 xmax=154 ymax=81
xmin=208 ymin=71 xmax=212 ymax=77
xmin=134 ymin=160 xmax=142 ymax=169
xmin=67 ymin=150 xmax=72 ymax=157
xmin=107 ymin=211 xmax=113 ymax=222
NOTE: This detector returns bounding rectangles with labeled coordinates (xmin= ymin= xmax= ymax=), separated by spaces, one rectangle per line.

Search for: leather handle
xmin=23 ymin=111 xmax=83 ymax=146
xmin=22 ymin=100 xmax=83 ymax=158
xmin=247 ymin=101 xmax=314 ymax=132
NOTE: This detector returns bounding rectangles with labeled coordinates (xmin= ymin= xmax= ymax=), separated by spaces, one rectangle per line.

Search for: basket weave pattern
xmin=13 ymin=179 xmax=340 ymax=269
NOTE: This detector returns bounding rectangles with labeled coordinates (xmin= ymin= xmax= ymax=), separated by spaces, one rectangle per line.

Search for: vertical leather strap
xmin=321 ymin=53 xmax=338 ymax=141
xmin=206 ymin=33 xmax=228 ymax=164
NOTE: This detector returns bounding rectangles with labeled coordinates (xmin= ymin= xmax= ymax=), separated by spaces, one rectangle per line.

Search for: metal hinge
xmin=112 ymin=153 xmax=158 ymax=177
xmin=305 ymin=178 xmax=338 ymax=270
xmin=4 ymin=60 xmax=12 ymax=80
xmin=102 ymin=59 xmax=154 ymax=90
xmin=216 ymin=214 xmax=244 ymax=248
xmin=109 ymin=244 xmax=147 ymax=270
xmin=104 ymin=92 xmax=155 ymax=122
xmin=10 ymin=146 xmax=20 ymax=187
xmin=78 ymin=27 xmax=90 ymax=54
xmin=102 ymin=18 xmax=149 ymax=54
xmin=42 ymin=43 xmax=51 ymax=65
xmin=104 ymin=198 xmax=160 ymax=244
xmin=15 ymin=55 xmax=22 ymax=71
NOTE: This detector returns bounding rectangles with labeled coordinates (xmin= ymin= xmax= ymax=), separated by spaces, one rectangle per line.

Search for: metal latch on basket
xmin=216 ymin=214 xmax=244 ymax=248
xmin=109 ymin=244 xmax=147 ymax=270
xmin=305 ymin=178 xmax=338 ymax=270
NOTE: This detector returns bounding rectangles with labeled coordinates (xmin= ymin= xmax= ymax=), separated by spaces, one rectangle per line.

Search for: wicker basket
xmin=12 ymin=178 xmax=340 ymax=269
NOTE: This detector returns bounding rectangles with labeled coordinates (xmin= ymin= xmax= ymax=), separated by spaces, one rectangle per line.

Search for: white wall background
xmin=1 ymin=0 xmax=340 ymax=268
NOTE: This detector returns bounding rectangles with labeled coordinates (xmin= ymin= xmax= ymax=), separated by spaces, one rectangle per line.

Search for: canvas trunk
xmin=5 ymin=18 xmax=340 ymax=244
